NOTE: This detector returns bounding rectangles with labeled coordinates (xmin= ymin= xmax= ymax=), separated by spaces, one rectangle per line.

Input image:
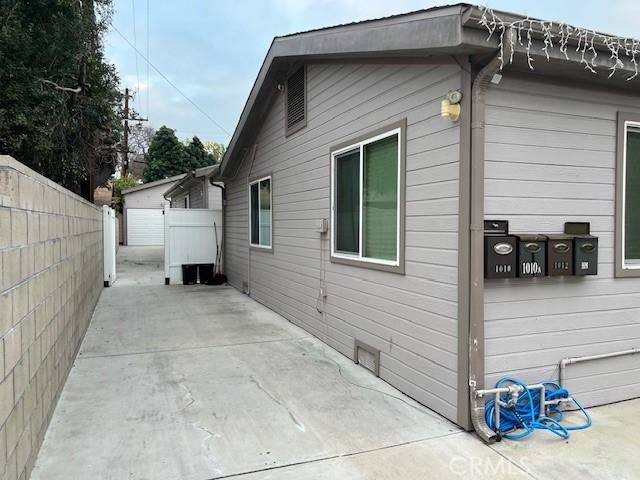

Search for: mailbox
xmin=517 ymin=235 xmax=546 ymax=277
xmin=564 ymin=222 xmax=598 ymax=276
xmin=484 ymin=220 xmax=517 ymax=279
xmin=547 ymin=235 xmax=574 ymax=276
xmin=574 ymin=235 xmax=598 ymax=276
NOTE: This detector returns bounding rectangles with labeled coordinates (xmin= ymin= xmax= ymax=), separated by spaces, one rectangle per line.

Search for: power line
xmin=146 ymin=0 xmax=150 ymax=120
xmin=131 ymin=0 xmax=140 ymax=97
xmin=174 ymin=129 xmax=230 ymax=138
xmin=111 ymin=23 xmax=231 ymax=137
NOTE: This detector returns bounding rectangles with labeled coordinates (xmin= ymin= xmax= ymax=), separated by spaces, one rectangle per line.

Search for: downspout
xmin=468 ymin=30 xmax=513 ymax=443
xmin=246 ymin=144 xmax=258 ymax=294
xmin=209 ymin=177 xmax=226 ymax=272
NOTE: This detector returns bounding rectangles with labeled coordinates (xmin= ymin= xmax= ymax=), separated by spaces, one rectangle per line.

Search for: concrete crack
xmin=320 ymin=347 xmax=448 ymax=423
xmin=197 ymin=425 xmax=217 ymax=438
xmin=249 ymin=375 xmax=306 ymax=432
xmin=179 ymin=383 xmax=196 ymax=411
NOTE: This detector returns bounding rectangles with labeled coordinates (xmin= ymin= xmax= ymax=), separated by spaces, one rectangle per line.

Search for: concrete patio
xmin=29 ymin=247 xmax=640 ymax=480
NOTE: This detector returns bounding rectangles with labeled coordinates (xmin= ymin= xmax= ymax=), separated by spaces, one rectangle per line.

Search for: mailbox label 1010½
xmin=521 ymin=261 xmax=542 ymax=276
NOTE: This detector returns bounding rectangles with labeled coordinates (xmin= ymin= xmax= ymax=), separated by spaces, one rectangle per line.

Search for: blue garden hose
xmin=484 ymin=377 xmax=592 ymax=440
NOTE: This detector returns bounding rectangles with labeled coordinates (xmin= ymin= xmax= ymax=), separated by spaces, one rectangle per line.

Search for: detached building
xmin=215 ymin=4 xmax=640 ymax=440
xmin=164 ymin=165 xmax=224 ymax=210
xmin=121 ymin=173 xmax=185 ymax=246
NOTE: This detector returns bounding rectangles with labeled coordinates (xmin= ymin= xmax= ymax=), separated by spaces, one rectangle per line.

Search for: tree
xmin=184 ymin=136 xmax=215 ymax=170
xmin=0 ymin=0 xmax=122 ymax=200
xmin=143 ymin=126 xmax=188 ymax=182
xmin=203 ymin=141 xmax=226 ymax=164
xmin=128 ymin=125 xmax=155 ymax=177
xmin=112 ymin=174 xmax=139 ymax=213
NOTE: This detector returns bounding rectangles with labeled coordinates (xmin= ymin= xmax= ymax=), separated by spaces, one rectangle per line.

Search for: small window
xmin=331 ymin=125 xmax=404 ymax=271
xmin=184 ymin=195 xmax=189 ymax=208
xmin=617 ymin=112 xmax=640 ymax=276
xmin=285 ymin=66 xmax=306 ymax=135
xmin=249 ymin=176 xmax=272 ymax=248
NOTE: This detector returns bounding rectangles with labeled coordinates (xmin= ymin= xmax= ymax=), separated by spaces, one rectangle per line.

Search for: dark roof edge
xmin=219 ymin=5 xmax=474 ymax=177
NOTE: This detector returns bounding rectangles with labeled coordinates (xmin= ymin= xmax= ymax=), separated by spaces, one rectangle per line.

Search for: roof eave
xmin=220 ymin=4 xmax=640 ymax=179
xmin=219 ymin=5 xmax=478 ymax=178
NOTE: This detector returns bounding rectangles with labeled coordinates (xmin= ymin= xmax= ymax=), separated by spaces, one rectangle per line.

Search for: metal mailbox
xmin=546 ymin=234 xmax=574 ymax=276
xmin=484 ymin=220 xmax=517 ymax=279
xmin=574 ymin=235 xmax=598 ymax=276
xmin=517 ymin=234 xmax=547 ymax=277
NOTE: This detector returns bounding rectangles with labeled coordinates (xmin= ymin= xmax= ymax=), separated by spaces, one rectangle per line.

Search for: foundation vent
xmin=354 ymin=340 xmax=380 ymax=377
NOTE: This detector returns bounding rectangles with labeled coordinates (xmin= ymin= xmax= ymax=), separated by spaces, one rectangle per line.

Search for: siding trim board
xmin=456 ymin=62 xmax=472 ymax=430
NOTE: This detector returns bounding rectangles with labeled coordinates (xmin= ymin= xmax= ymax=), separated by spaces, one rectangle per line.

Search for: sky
xmin=104 ymin=0 xmax=640 ymax=146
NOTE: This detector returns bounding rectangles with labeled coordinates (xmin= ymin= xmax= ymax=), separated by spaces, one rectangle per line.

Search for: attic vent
xmin=285 ymin=66 xmax=306 ymax=134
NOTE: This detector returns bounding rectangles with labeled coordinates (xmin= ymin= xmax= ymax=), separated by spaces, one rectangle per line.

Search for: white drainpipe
xmin=559 ymin=347 xmax=640 ymax=386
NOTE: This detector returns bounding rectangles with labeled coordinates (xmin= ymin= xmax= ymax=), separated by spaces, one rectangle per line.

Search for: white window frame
xmin=622 ymin=120 xmax=640 ymax=270
xmin=249 ymin=175 xmax=273 ymax=249
xmin=330 ymin=128 xmax=401 ymax=267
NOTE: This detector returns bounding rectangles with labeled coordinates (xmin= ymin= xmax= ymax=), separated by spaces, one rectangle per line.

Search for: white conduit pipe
xmin=559 ymin=347 xmax=640 ymax=386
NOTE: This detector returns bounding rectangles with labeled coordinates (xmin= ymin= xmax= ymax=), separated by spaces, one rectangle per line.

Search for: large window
xmin=249 ymin=176 xmax=272 ymax=249
xmin=331 ymin=123 xmax=404 ymax=272
xmin=616 ymin=113 xmax=640 ymax=276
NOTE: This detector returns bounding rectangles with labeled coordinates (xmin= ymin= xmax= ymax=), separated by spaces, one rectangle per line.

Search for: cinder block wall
xmin=0 ymin=156 xmax=103 ymax=480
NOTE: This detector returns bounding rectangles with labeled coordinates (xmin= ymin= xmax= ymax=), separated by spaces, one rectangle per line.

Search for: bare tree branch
xmin=40 ymin=79 xmax=82 ymax=93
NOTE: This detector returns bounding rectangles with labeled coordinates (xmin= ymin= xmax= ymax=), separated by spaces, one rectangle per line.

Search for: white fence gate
xmin=164 ymin=206 xmax=223 ymax=284
xmin=103 ymin=206 xmax=117 ymax=287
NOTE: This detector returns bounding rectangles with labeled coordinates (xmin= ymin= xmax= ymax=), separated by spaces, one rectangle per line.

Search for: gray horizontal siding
xmin=224 ymin=63 xmax=462 ymax=422
xmin=484 ymin=74 xmax=640 ymax=407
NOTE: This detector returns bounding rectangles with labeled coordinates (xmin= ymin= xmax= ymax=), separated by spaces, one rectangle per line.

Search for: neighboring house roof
xmin=122 ymin=173 xmax=187 ymax=195
xmin=164 ymin=165 xmax=221 ymax=199
xmin=218 ymin=3 xmax=640 ymax=179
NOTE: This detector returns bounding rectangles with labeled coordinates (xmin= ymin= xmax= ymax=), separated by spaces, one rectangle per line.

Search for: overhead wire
xmin=110 ymin=23 xmax=231 ymax=137
xmin=146 ymin=0 xmax=150 ymax=119
xmin=131 ymin=0 xmax=140 ymax=100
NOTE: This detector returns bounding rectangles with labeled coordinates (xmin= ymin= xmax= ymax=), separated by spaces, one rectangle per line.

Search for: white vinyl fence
xmin=163 ymin=206 xmax=223 ymax=284
xmin=103 ymin=206 xmax=117 ymax=286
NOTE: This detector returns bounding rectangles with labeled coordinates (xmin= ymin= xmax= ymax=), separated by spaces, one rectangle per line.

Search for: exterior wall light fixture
xmin=441 ymin=89 xmax=462 ymax=122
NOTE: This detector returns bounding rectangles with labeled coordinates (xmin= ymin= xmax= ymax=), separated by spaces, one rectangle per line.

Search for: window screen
xmin=625 ymin=125 xmax=640 ymax=262
xmin=286 ymin=66 xmax=305 ymax=132
xmin=363 ymin=135 xmax=398 ymax=261
xmin=250 ymin=177 xmax=271 ymax=247
xmin=332 ymin=131 xmax=400 ymax=265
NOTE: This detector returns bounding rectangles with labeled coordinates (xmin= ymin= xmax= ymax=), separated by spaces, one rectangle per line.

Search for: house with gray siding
xmin=214 ymin=4 xmax=640 ymax=441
